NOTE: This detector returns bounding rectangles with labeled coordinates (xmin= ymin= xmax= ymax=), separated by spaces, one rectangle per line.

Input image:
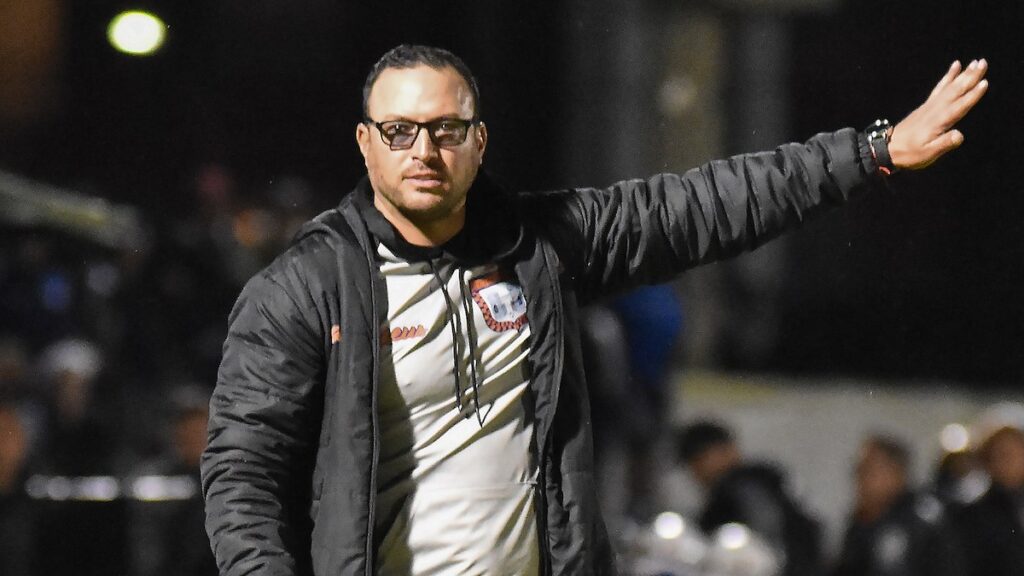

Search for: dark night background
xmin=1 ymin=0 xmax=1021 ymax=386
xmin=1 ymin=3 xmax=1022 ymax=574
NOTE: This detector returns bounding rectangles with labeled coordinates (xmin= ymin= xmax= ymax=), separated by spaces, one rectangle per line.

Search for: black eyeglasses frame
xmin=363 ymin=117 xmax=480 ymax=151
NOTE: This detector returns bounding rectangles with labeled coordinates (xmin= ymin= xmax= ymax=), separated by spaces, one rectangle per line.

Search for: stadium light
xmin=107 ymin=10 xmax=167 ymax=56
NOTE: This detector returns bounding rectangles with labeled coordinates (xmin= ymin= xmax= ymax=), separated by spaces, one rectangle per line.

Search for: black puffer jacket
xmin=201 ymin=128 xmax=882 ymax=576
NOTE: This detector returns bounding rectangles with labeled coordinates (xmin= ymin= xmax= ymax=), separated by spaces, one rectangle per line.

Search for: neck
xmin=373 ymin=197 xmax=465 ymax=247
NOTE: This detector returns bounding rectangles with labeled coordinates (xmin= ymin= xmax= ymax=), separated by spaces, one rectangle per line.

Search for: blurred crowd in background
xmin=2 ymin=179 xmax=1024 ymax=575
xmin=0 ymin=160 xmax=315 ymax=576
xmin=1 ymin=0 xmax=1022 ymax=575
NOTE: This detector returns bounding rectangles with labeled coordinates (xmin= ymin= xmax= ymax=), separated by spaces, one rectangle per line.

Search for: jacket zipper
xmin=364 ymin=244 xmax=382 ymax=575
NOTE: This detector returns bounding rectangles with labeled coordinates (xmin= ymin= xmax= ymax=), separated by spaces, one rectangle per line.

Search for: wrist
xmin=865 ymin=119 xmax=898 ymax=176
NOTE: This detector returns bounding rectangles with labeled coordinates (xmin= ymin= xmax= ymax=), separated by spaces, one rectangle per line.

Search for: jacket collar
xmin=350 ymin=172 xmax=524 ymax=266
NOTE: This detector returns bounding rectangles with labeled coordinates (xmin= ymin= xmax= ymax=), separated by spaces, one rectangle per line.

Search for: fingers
xmin=927 ymin=129 xmax=965 ymax=160
xmin=930 ymin=60 xmax=962 ymax=98
xmin=950 ymin=59 xmax=988 ymax=98
xmin=948 ymin=77 xmax=990 ymax=123
xmin=948 ymin=129 xmax=964 ymax=148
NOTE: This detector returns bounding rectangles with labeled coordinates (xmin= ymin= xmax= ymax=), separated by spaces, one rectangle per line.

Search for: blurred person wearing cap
xmin=676 ymin=420 xmax=823 ymax=576
xmin=954 ymin=422 xmax=1024 ymax=576
xmin=831 ymin=435 xmax=965 ymax=576
xmin=200 ymin=43 xmax=988 ymax=575
xmin=35 ymin=338 xmax=121 ymax=475
xmin=32 ymin=338 xmax=128 ymax=576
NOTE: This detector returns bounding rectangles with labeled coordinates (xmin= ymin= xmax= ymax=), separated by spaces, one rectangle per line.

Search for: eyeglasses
xmin=364 ymin=117 xmax=479 ymax=151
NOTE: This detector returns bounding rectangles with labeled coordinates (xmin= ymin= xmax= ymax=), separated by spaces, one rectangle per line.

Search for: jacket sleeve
xmin=543 ymin=127 xmax=882 ymax=302
xmin=201 ymin=265 xmax=325 ymax=576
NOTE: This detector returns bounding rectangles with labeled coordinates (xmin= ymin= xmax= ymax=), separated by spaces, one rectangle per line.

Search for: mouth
xmin=404 ymin=173 xmax=445 ymax=188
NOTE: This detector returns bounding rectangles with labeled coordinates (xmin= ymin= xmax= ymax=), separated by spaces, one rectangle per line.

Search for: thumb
xmin=911 ymin=130 xmax=965 ymax=170
xmin=928 ymin=129 xmax=965 ymax=157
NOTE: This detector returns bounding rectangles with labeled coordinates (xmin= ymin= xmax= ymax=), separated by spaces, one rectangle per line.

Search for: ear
xmin=475 ymin=121 xmax=488 ymax=162
xmin=356 ymin=122 xmax=371 ymax=163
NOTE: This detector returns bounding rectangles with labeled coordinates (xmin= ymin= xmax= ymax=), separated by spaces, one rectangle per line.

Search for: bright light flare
xmin=717 ymin=523 xmax=751 ymax=550
xmin=107 ymin=11 xmax=167 ymax=56
xmin=940 ymin=423 xmax=971 ymax=453
xmin=653 ymin=511 xmax=686 ymax=540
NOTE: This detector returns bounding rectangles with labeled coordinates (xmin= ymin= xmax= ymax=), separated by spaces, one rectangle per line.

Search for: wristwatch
xmin=865 ymin=119 xmax=896 ymax=175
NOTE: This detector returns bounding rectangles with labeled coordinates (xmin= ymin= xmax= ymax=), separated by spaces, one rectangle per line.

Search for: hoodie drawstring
xmin=428 ymin=260 xmax=486 ymax=425
xmin=458 ymin=275 xmax=486 ymax=425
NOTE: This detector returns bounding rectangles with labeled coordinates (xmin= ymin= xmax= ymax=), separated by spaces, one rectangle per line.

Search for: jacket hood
xmin=348 ymin=172 xmax=525 ymax=266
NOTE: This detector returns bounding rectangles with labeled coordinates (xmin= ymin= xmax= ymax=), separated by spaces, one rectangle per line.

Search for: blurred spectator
xmin=676 ymin=420 xmax=823 ymax=576
xmin=33 ymin=337 xmax=127 ymax=576
xmin=831 ymin=434 xmax=965 ymax=576
xmin=933 ymin=450 xmax=989 ymax=507
xmin=0 ymin=400 xmax=38 ymax=576
xmin=128 ymin=385 xmax=217 ymax=576
xmin=0 ymin=233 xmax=82 ymax=349
xmin=954 ymin=420 xmax=1024 ymax=576
xmin=36 ymin=337 xmax=120 ymax=474
xmin=0 ymin=335 xmax=30 ymax=396
xmin=609 ymin=284 xmax=684 ymax=519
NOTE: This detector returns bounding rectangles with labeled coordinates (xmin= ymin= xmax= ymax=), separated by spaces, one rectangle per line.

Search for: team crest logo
xmin=470 ymin=271 xmax=528 ymax=332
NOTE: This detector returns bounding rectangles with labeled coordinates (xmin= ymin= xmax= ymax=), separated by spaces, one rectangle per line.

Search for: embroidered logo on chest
xmin=470 ymin=271 xmax=528 ymax=332
xmin=387 ymin=324 xmax=426 ymax=343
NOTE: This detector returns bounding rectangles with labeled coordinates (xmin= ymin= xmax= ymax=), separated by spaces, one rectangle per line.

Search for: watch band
xmin=865 ymin=119 xmax=896 ymax=176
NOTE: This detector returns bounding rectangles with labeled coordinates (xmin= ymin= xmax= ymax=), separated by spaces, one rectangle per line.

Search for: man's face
xmin=356 ymin=65 xmax=486 ymax=235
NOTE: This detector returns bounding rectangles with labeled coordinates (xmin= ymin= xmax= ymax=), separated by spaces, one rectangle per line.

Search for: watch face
xmin=866 ymin=119 xmax=891 ymax=138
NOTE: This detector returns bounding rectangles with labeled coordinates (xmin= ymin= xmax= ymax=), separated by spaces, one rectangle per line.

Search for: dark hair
xmin=362 ymin=44 xmax=481 ymax=119
xmin=863 ymin=434 xmax=911 ymax=473
xmin=676 ymin=420 xmax=735 ymax=463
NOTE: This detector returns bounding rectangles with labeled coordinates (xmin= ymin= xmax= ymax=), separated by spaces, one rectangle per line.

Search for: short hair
xmin=362 ymin=44 xmax=481 ymax=119
xmin=676 ymin=420 xmax=735 ymax=463
xmin=863 ymin=434 xmax=911 ymax=473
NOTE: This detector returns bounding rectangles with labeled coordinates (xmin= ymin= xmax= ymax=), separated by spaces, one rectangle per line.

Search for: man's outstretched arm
xmin=543 ymin=59 xmax=989 ymax=300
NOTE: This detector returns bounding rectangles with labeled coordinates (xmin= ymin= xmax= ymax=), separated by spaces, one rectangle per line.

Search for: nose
xmin=410 ymin=126 xmax=438 ymax=160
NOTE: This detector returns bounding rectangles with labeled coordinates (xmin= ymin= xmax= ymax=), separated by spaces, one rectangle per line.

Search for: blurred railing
xmin=0 ymin=169 xmax=146 ymax=250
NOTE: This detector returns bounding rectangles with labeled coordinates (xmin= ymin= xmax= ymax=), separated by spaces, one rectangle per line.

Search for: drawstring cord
xmin=428 ymin=259 xmax=465 ymax=413
xmin=458 ymin=275 xmax=486 ymax=426
xmin=427 ymin=260 xmax=486 ymax=424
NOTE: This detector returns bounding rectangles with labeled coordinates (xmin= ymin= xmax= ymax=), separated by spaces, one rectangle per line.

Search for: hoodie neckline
xmin=350 ymin=173 xmax=524 ymax=266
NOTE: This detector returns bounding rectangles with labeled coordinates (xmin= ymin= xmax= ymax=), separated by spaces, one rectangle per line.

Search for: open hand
xmin=890 ymin=59 xmax=989 ymax=170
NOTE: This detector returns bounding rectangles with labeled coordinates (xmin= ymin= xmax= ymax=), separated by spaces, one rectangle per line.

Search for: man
xmin=831 ymin=435 xmax=965 ymax=576
xmin=676 ymin=420 xmax=822 ymax=576
xmin=954 ymin=423 xmax=1024 ymax=576
xmin=201 ymin=44 xmax=988 ymax=575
